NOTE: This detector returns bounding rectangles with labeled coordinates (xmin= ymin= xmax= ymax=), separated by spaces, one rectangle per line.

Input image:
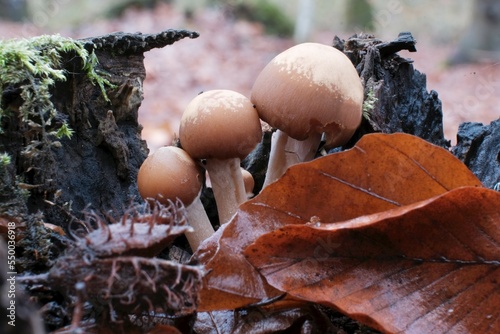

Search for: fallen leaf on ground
xmin=196 ymin=133 xmax=483 ymax=311
xmin=245 ymin=186 xmax=500 ymax=334
xmin=194 ymin=300 xmax=338 ymax=334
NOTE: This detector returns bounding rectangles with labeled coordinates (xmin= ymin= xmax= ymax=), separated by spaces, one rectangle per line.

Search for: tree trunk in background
xmin=294 ymin=0 xmax=314 ymax=43
xmin=450 ymin=0 xmax=500 ymax=64
xmin=0 ymin=0 xmax=28 ymax=21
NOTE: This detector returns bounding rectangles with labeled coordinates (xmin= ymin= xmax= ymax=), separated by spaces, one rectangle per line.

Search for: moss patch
xmin=0 ymin=34 xmax=113 ymax=140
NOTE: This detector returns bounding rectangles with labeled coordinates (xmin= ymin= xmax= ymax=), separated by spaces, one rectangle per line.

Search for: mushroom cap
xmin=179 ymin=90 xmax=263 ymax=160
xmin=137 ymin=146 xmax=202 ymax=206
xmin=251 ymin=42 xmax=364 ymax=148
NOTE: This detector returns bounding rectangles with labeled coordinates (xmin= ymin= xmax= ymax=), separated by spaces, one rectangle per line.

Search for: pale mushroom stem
xmin=262 ymin=129 xmax=322 ymax=188
xmin=204 ymin=158 xmax=247 ymax=224
xmin=241 ymin=167 xmax=255 ymax=199
xmin=184 ymin=196 xmax=215 ymax=251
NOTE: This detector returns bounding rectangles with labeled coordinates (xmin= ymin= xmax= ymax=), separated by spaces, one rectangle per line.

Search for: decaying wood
xmin=452 ymin=119 xmax=500 ymax=189
xmin=334 ymin=31 xmax=450 ymax=149
xmin=0 ymin=29 xmax=198 ymax=231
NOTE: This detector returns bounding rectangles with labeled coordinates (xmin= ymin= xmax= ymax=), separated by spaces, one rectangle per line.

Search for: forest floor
xmin=1 ymin=2 xmax=499 ymax=151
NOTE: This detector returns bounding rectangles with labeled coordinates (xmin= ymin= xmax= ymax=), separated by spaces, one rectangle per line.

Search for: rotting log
xmin=1 ymin=29 xmax=199 ymax=333
xmin=334 ymin=31 xmax=450 ymax=149
xmin=0 ymin=29 xmax=198 ymax=232
xmin=452 ymin=119 xmax=500 ymax=190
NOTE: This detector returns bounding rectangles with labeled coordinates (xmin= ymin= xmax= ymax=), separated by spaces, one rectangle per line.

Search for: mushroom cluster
xmin=137 ymin=42 xmax=364 ymax=252
xmin=251 ymin=42 xmax=364 ymax=186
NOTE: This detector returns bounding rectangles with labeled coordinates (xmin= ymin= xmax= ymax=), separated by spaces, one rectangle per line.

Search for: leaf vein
xmin=317 ymin=171 xmax=401 ymax=207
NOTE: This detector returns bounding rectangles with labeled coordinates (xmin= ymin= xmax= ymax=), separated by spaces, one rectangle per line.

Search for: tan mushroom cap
xmin=251 ymin=42 xmax=364 ymax=148
xmin=137 ymin=146 xmax=202 ymax=206
xmin=179 ymin=90 xmax=263 ymax=160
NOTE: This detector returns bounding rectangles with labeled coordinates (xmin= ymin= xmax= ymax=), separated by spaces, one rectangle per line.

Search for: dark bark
xmin=333 ymin=32 xmax=450 ymax=150
xmin=0 ymin=29 xmax=198 ymax=232
xmin=1 ymin=29 xmax=199 ymax=333
xmin=452 ymin=119 xmax=500 ymax=190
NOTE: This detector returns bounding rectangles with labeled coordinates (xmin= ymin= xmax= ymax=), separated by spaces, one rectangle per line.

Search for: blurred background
xmin=1 ymin=0 xmax=499 ymax=150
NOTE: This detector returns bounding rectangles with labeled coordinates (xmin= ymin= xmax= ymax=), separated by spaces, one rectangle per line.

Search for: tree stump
xmin=1 ymin=29 xmax=200 ymax=333
xmin=333 ymin=32 xmax=449 ymax=149
xmin=0 ymin=29 xmax=198 ymax=232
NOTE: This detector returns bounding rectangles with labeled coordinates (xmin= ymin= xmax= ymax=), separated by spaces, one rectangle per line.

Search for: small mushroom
xmin=137 ymin=146 xmax=214 ymax=251
xmin=251 ymin=42 xmax=364 ymax=187
xmin=179 ymin=90 xmax=262 ymax=224
xmin=241 ymin=168 xmax=255 ymax=198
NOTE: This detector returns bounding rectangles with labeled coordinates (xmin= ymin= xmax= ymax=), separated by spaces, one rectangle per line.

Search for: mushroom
xmin=179 ymin=90 xmax=262 ymax=224
xmin=251 ymin=42 xmax=364 ymax=187
xmin=137 ymin=146 xmax=214 ymax=251
xmin=241 ymin=167 xmax=255 ymax=199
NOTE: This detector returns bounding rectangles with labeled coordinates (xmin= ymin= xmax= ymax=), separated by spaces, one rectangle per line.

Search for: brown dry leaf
xmin=194 ymin=300 xmax=338 ymax=334
xmin=196 ymin=133 xmax=483 ymax=311
xmin=245 ymin=186 xmax=500 ymax=334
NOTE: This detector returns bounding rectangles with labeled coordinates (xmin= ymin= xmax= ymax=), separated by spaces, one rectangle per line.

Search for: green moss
xmin=0 ymin=34 xmax=113 ymax=139
xmin=53 ymin=122 xmax=75 ymax=139
xmin=362 ymin=88 xmax=378 ymax=121
xmin=0 ymin=152 xmax=11 ymax=167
